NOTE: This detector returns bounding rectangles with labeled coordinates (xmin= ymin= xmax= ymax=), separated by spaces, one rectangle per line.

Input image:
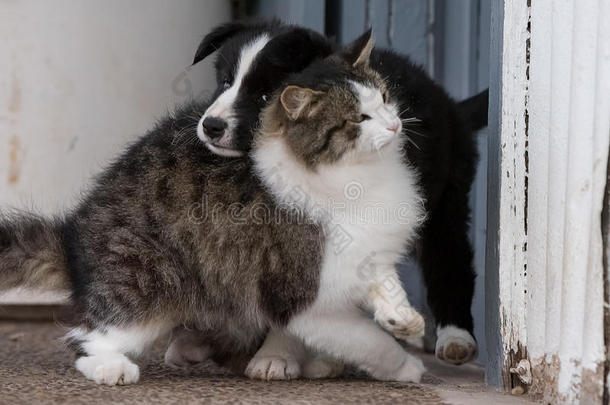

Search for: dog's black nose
xmin=202 ymin=117 xmax=228 ymax=140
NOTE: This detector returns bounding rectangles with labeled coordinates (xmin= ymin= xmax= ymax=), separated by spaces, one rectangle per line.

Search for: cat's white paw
xmin=375 ymin=305 xmax=425 ymax=340
xmin=393 ymin=354 xmax=426 ymax=383
xmin=435 ymin=325 xmax=477 ymax=365
xmin=164 ymin=336 xmax=211 ymax=368
xmin=302 ymin=357 xmax=344 ymax=379
xmin=245 ymin=355 xmax=301 ymax=380
xmin=76 ymin=354 xmax=140 ymax=385
xmin=402 ymin=334 xmax=424 ymax=350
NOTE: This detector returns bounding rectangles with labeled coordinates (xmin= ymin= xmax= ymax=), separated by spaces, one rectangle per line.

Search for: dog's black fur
xmin=194 ymin=20 xmax=488 ymax=338
xmin=195 ymin=20 xmax=334 ymax=152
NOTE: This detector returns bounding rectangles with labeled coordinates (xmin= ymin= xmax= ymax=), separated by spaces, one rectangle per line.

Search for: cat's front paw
xmin=375 ymin=305 xmax=425 ymax=340
xmin=393 ymin=354 xmax=426 ymax=383
xmin=245 ymin=355 xmax=301 ymax=380
xmin=75 ymin=354 xmax=140 ymax=386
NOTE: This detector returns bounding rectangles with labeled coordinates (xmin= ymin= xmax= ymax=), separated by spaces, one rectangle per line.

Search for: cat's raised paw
xmin=245 ymin=356 xmax=301 ymax=380
xmin=435 ymin=325 xmax=477 ymax=365
xmin=375 ymin=305 xmax=425 ymax=340
xmin=75 ymin=354 xmax=140 ymax=385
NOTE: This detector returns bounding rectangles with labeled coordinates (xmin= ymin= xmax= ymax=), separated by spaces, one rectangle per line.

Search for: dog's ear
xmin=192 ymin=22 xmax=247 ymax=65
xmin=342 ymin=29 xmax=374 ymax=68
xmin=262 ymin=28 xmax=334 ymax=71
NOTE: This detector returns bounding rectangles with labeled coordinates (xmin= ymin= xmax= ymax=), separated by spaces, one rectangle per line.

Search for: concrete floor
xmin=0 ymin=321 xmax=535 ymax=404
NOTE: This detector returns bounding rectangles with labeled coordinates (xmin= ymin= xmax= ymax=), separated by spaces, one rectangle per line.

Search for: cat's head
xmin=258 ymin=30 xmax=403 ymax=168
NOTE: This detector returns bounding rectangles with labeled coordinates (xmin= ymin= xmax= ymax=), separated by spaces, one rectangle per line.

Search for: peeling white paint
xmin=493 ymin=0 xmax=610 ymax=403
xmin=495 ymin=0 xmax=530 ymax=374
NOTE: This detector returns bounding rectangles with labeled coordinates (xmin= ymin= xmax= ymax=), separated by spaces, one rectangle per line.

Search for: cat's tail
xmin=0 ymin=213 xmax=70 ymax=291
xmin=458 ymin=88 xmax=489 ymax=131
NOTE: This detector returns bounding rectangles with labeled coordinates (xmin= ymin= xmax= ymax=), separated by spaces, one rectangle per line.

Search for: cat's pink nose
xmin=387 ymin=121 xmax=400 ymax=133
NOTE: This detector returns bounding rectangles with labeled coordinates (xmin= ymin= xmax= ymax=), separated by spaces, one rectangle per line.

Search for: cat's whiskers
xmin=406 ymin=137 xmax=421 ymax=150
xmin=403 ymin=127 xmax=426 ymax=138
xmin=399 ymin=107 xmax=412 ymax=116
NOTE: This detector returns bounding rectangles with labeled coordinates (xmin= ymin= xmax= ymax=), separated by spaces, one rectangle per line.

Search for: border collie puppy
xmin=179 ymin=20 xmax=488 ymax=373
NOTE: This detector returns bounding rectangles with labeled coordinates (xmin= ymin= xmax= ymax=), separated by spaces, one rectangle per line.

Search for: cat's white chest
xmin=253 ymin=137 xmax=425 ymax=308
xmin=314 ymin=160 xmax=424 ymax=306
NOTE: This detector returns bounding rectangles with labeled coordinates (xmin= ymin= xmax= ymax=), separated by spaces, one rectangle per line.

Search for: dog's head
xmin=193 ymin=20 xmax=334 ymax=157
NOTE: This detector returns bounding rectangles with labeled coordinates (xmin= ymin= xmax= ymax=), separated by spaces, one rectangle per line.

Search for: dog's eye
xmin=262 ymin=94 xmax=268 ymax=102
xmin=222 ymin=79 xmax=231 ymax=90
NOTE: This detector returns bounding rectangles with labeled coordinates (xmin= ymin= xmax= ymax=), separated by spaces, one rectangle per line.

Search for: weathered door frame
xmin=487 ymin=0 xmax=610 ymax=402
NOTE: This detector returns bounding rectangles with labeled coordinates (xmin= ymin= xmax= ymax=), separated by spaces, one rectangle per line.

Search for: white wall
xmin=0 ymin=0 xmax=231 ymax=303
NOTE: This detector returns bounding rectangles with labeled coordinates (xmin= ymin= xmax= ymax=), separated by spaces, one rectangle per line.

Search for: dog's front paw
xmin=375 ymin=305 xmax=425 ymax=340
xmin=435 ymin=325 xmax=477 ymax=365
xmin=245 ymin=356 xmax=301 ymax=381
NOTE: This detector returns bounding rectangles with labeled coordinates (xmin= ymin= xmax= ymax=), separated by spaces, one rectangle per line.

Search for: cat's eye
xmin=222 ymin=79 xmax=231 ymax=90
xmin=382 ymin=91 xmax=390 ymax=104
xmin=262 ymin=94 xmax=268 ymax=102
xmin=347 ymin=114 xmax=371 ymax=124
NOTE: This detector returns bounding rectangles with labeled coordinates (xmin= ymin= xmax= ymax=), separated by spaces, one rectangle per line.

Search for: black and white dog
xmin=166 ymin=20 xmax=488 ymax=378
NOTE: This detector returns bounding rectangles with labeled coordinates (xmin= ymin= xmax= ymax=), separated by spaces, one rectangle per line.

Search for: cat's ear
xmin=280 ymin=86 xmax=324 ymax=120
xmin=343 ymin=29 xmax=374 ymax=68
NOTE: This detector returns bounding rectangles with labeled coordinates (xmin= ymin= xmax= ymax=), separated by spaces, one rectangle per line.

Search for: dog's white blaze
xmin=205 ymin=35 xmax=270 ymax=118
xmin=198 ymin=35 xmax=270 ymax=154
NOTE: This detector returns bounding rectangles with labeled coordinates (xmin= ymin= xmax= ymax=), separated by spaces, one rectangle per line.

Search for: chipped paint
xmin=493 ymin=0 xmax=530 ymax=392
xmin=491 ymin=0 xmax=610 ymax=403
xmin=510 ymin=359 xmax=532 ymax=385
xmin=528 ymin=356 xmax=604 ymax=404
xmin=602 ymin=135 xmax=610 ymax=403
